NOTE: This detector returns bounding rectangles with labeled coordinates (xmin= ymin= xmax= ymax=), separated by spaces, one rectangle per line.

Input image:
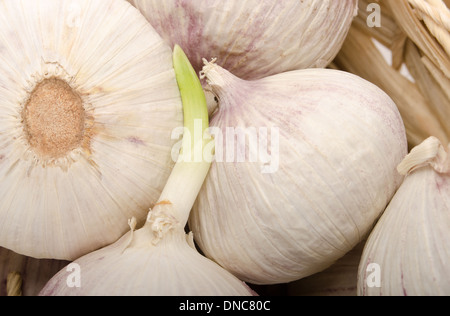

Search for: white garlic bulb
xmin=0 ymin=0 xmax=183 ymax=260
xmin=189 ymin=62 xmax=408 ymax=285
xmin=131 ymin=0 xmax=358 ymax=80
xmin=40 ymin=46 xmax=255 ymax=296
xmin=40 ymin=209 xmax=255 ymax=296
xmin=358 ymin=136 xmax=450 ymax=296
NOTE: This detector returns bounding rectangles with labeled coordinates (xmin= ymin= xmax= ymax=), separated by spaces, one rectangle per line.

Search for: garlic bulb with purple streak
xmin=130 ymin=0 xmax=358 ymax=80
xmin=358 ymin=136 xmax=450 ymax=296
xmin=188 ymin=61 xmax=408 ymax=285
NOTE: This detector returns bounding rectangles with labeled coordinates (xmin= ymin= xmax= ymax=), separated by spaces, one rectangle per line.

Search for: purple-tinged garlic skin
xmin=131 ymin=0 xmax=358 ymax=80
xmin=190 ymin=64 xmax=408 ymax=284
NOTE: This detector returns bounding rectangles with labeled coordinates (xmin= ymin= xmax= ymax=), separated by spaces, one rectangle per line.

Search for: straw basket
xmin=334 ymin=0 xmax=450 ymax=150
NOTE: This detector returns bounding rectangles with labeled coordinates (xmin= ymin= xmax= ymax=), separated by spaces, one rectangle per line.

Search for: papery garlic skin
xmin=189 ymin=64 xmax=408 ymax=284
xmin=358 ymin=137 xmax=450 ymax=296
xmin=0 ymin=0 xmax=182 ymax=260
xmin=131 ymin=0 xmax=358 ymax=80
xmin=40 ymin=220 xmax=255 ymax=296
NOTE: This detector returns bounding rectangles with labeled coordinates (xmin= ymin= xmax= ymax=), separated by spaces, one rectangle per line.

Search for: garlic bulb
xmin=358 ymin=136 xmax=450 ymax=296
xmin=0 ymin=247 xmax=68 ymax=296
xmin=0 ymin=0 xmax=183 ymax=260
xmin=131 ymin=0 xmax=358 ymax=80
xmin=189 ymin=62 xmax=408 ymax=285
xmin=40 ymin=46 xmax=254 ymax=296
xmin=40 ymin=213 xmax=255 ymax=296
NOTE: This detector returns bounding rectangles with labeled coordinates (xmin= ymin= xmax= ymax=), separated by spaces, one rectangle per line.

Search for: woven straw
xmin=333 ymin=0 xmax=450 ymax=149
